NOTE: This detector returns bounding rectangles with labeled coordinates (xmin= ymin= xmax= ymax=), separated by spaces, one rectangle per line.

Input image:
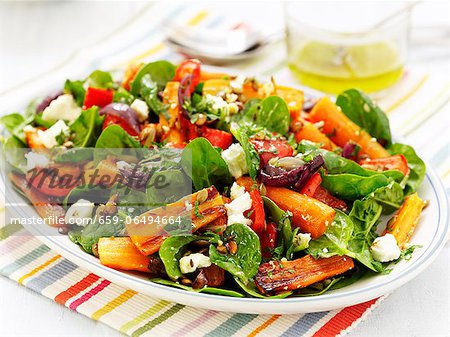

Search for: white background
xmin=0 ymin=1 xmax=449 ymax=336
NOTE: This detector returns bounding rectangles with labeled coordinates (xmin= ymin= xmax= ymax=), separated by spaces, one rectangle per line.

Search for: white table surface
xmin=0 ymin=2 xmax=449 ymax=336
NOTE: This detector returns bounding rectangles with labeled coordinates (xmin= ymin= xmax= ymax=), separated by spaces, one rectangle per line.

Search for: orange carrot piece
xmin=275 ymin=85 xmax=304 ymax=120
xmin=265 ymin=186 xmax=336 ymax=239
xmin=293 ymin=119 xmax=337 ymax=151
xmin=299 ymin=173 xmax=322 ymax=197
xmin=236 ymin=176 xmax=258 ymax=192
xmin=202 ymin=79 xmax=231 ymax=96
xmin=384 ymin=192 xmax=425 ymax=248
xmin=200 ymin=71 xmax=229 ymax=81
xmin=309 ymin=97 xmax=389 ymax=159
xmin=98 ymin=237 xmax=151 ymax=272
xmin=255 ymin=255 xmax=354 ymax=294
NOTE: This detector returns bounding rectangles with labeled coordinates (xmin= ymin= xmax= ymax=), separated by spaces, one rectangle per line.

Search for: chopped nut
xmin=180 ymin=278 xmax=192 ymax=286
xmin=216 ymin=245 xmax=227 ymax=254
xmin=226 ymin=240 xmax=238 ymax=255
xmin=196 ymin=189 xmax=208 ymax=204
xmin=92 ymin=243 xmax=99 ymax=257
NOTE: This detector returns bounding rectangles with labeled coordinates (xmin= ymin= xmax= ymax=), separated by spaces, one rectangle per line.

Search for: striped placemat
xmin=1 ymin=3 xmax=449 ymax=337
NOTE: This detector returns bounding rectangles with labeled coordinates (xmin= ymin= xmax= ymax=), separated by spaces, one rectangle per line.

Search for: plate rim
xmin=5 ymin=161 xmax=449 ymax=313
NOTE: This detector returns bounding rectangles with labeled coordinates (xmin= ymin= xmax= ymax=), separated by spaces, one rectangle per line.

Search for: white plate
xmin=3 ymin=156 xmax=448 ymax=314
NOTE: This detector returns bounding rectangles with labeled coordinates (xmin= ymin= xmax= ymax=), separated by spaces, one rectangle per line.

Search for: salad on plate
xmin=0 ymin=59 xmax=427 ymax=298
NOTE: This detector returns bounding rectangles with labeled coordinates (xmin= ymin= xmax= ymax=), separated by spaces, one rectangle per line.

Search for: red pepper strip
xmin=248 ymin=189 xmax=266 ymax=234
xmin=299 ymin=173 xmax=322 ymax=197
xmin=200 ymin=126 xmax=233 ymax=150
xmin=359 ymin=154 xmax=410 ymax=177
xmin=173 ymin=59 xmax=201 ymax=94
xmin=313 ymin=186 xmax=348 ymax=212
xmin=84 ymin=87 xmax=114 ymax=109
xmin=260 ymin=222 xmax=278 ymax=258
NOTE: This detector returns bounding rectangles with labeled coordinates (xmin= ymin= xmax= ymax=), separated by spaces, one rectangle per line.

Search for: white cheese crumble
xmin=179 ymin=253 xmax=211 ymax=274
xmin=42 ymin=94 xmax=81 ymax=122
xmin=230 ymin=182 xmax=245 ymax=200
xmin=370 ymin=234 xmax=401 ymax=262
xmin=230 ymin=75 xmax=246 ymax=94
xmin=65 ymin=199 xmax=95 ymax=227
xmin=221 ymin=143 xmax=248 ymax=179
xmin=25 ymin=152 xmax=50 ymax=171
xmin=130 ymin=98 xmax=149 ymax=122
xmin=225 ymin=192 xmax=252 ymax=226
xmin=37 ymin=120 xmax=70 ymax=148
xmin=204 ymin=94 xmax=239 ymax=116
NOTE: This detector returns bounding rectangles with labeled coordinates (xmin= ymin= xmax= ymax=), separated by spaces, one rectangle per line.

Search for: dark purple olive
xmin=99 ymin=103 xmax=141 ymax=134
xmin=36 ymin=90 xmax=64 ymax=113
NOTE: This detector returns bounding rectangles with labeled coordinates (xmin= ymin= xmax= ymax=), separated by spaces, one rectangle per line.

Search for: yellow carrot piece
xmin=385 ymin=192 xmax=426 ymax=248
xmin=202 ymin=79 xmax=231 ymax=96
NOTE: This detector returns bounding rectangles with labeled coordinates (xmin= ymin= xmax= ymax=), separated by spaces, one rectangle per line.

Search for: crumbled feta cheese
xmin=179 ymin=253 xmax=211 ymax=274
xmin=322 ymin=248 xmax=329 ymax=253
xmin=225 ymin=93 xmax=238 ymax=103
xmin=225 ymin=192 xmax=252 ymax=226
xmin=230 ymin=75 xmax=246 ymax=94
xmin=205 ymin=94 xmax=228 ymax=112
xmin=230 ymin=182 xmax=245 ymax=200
xmin=37 ymin=120 xmax=69 ymax=148
xmin=226 ymin=192 xmax=252 ymax=215
xmin=25 ymin=152 xmax=50 ymax=171
xmin=42 ymin=94 xmax=81 ymax=122
xmin=293 ymin=233 xmax=311 ymax=251
xmin=23 ymin=125 xmax=36 ymax=133
xmin=227 ymin=213 xmax=252 ymax=227
xmin=370 ymin=234 xmax=401 ymax=262
xmin=65 ymin=199 xmax=95 ymax=227
xmin=221 ymin=143 xmax=248 ymax=179
xmin=184 ymin=200 xmax=193 ymax=211
xmin=130 ymin=98 xmax=149 ymax=122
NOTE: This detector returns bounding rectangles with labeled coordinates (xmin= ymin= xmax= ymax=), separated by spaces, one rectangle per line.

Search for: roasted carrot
xmin=161 ymin=81 xmax=181 ymax=127
xmin=309 ymin=97 xmax=389 ymax=159
xmin=265 ymin=186 xmax=336 ymax=239
xmin=122 ymin=62 xmax=142 ymax=91
xmin=255 ymin=255 xmax=354 ymax=294
xmin=98 ymin=237 xmax=151 ymax=273
xmin=127 ymin=186 xmax=226 ymax=255
xmin=384 ymin=192 xmax=425 ymax=249
xmin=236 ymin=176 xmax=258 ymax=192
xmin=202 ymin=79 xmax=231 ymax=96
xmin=359 ymin=154 xmax=410 ymax=176
xmin=275 ymin=85 xmax=304 ymax=120
xmin=24 ymin=128 xmax=46 ymax=149
xmin=293 ymin=119 xmax=337 ymax=151
xmin=9 ymin=172 xmax=66 ymax=227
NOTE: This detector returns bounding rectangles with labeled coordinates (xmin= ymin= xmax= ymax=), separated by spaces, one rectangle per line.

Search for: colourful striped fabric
xmin=1 ymin=3 xmax=449 ymax=337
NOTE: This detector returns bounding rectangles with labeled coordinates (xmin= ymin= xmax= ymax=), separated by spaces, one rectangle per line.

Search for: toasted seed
xmin=196 ymin=189 xmax=208 ymax=204
xmin=226 ymin=240 xmax=238 ymax=255
xmin=92 ymin=243 xmax=99 ymax=257
xmin=259 ymin=183 xmax=267 ymax=196
xmin=277 ymin=157 xmax=304 ymax=170
xmin=216 ymin=245 xmax=227 ymax=254
xmin=181 ymin=278 xmax=192 ymax=286
xmin=195 ymin=114 xmax=207 ymax=126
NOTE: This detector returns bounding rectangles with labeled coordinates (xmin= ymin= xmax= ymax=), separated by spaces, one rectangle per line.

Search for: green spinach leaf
xmin=336 ymin=89 xmax=392 ymax=146
xmin=209 ymin=223 xmax=261 ymax=284
xmin=159 ymin=235 xmax=199 ymax=280
xmin=180 ymin=137 xmax=232 ymax=191
xmin=369 ymin=182 xmax=404 ymax=214
xmin=146 ymin=169 xmax=191 ymax=206
xmin=68 ymin=219 xmax=125 ymax=255
xmin=86 ymin=70 xmax=114 ymax=89
xmin=64 ymin=79 xmax=86 ymax=106
xmin=131 ymin=60 xmax=176 ymax=95
xmin=140 ymin=74 xmax=169 ymax=117
xmin=320 ymin=172 xmax=390 ymax=200
xmin=151 ymin=278 xmax=245 ymax=297
xmin=388 ymin=143 xmax=426 ymax=194
xmin=70 ymin=107 xmax=104 ymax=147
